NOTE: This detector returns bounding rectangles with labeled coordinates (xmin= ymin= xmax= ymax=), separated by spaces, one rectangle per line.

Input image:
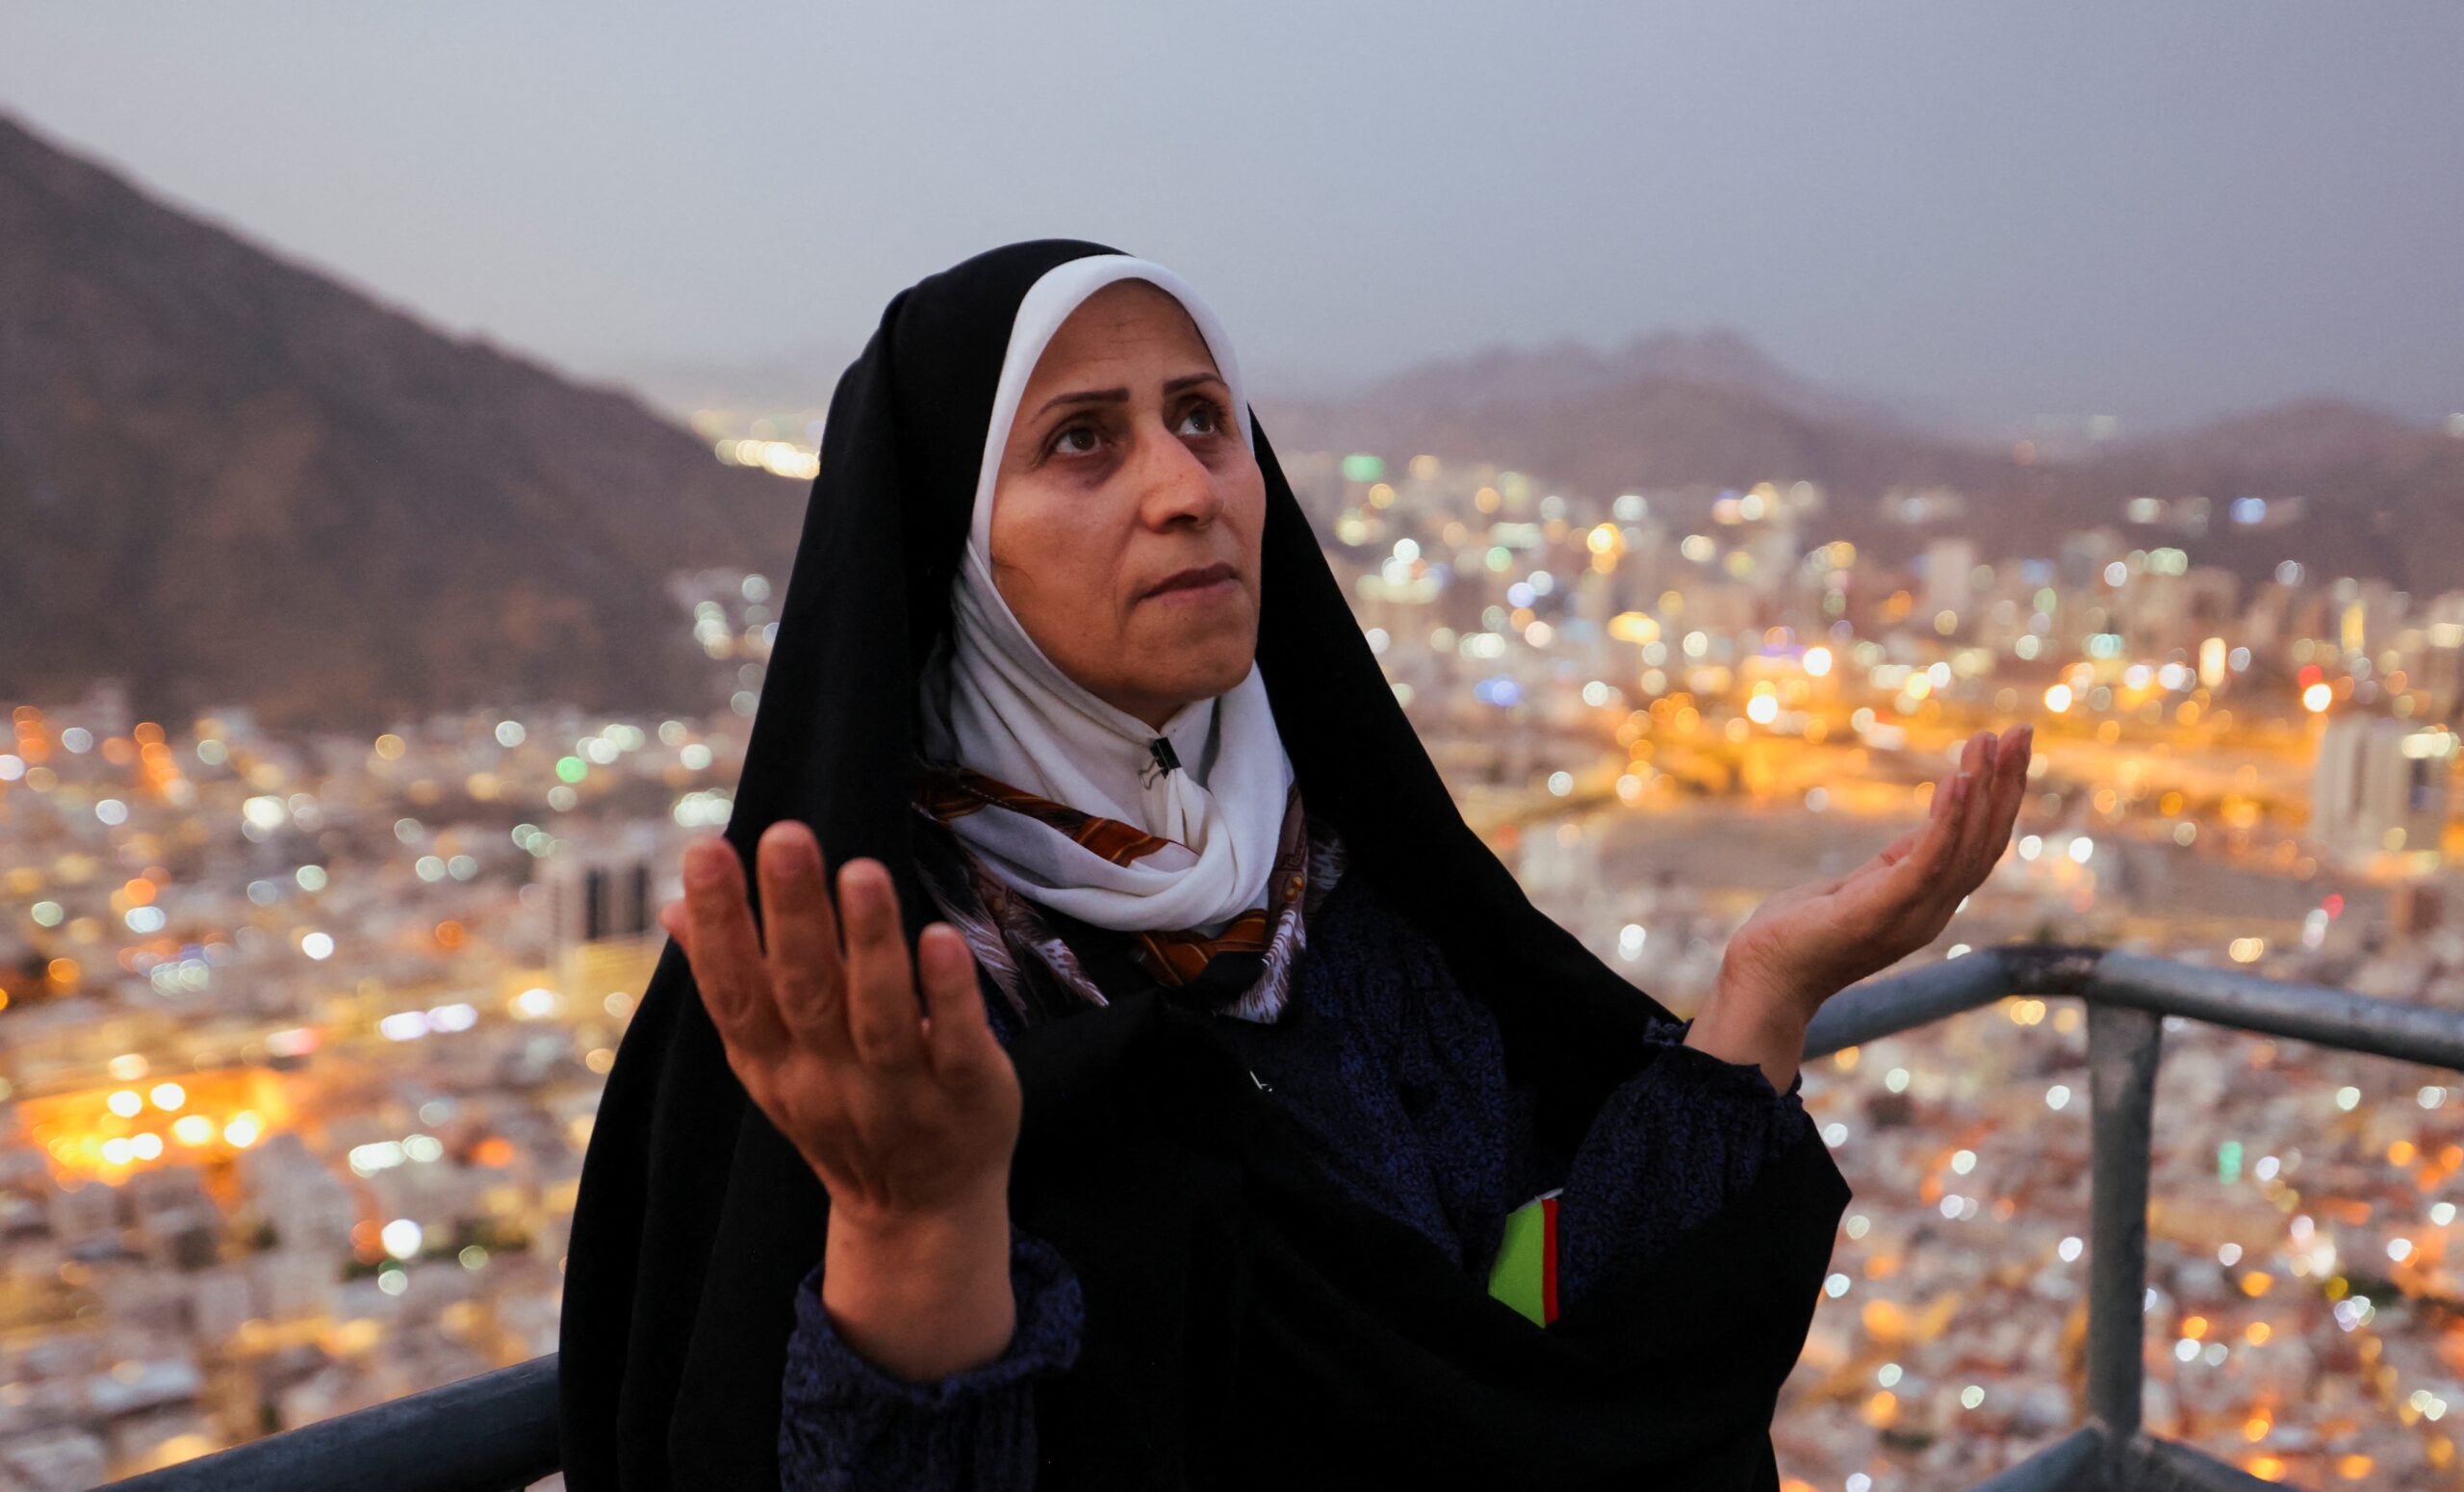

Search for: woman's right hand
xmin=663 ymin=821 xmax=1024 ymax=1378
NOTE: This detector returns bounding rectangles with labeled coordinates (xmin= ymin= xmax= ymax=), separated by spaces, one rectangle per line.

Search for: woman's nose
xmin=1135 ymin=428 xmax=1223 ymax=528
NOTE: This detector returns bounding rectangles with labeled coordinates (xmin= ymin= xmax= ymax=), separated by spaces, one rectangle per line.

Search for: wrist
xmin=822 ymin=1189 xmax=1015 ymax=1380
xmin=1712 ymin=944 xmax=1826 ymax=1030
xmin=828 ymin=1183 xmax=1009 ymax=1256
xmin=1687 ymin=979 xmax=1810 ymax=1095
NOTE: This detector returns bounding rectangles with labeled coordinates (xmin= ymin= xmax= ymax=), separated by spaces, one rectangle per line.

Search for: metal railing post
xmin=1964 ymin=1424 xmax=2106 ymax=1491
xmin=2120 ymin=1429 xmax=2292 ymax=1489
xmin=2086 ymin=1002 xmax=2164 ymax=1441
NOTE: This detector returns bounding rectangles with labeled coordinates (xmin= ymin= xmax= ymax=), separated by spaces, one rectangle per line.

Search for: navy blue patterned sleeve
xmin=778 ymin=1224 xmax=1084 ymax=1492
xmin=1552 ymin=1016 xmax=1816 ymax=1316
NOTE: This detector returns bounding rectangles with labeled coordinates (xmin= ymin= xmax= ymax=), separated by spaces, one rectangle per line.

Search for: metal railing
xmin=1800 ymin=943 xmax=2464 ymax=1492
xmin=104 ymin=1351 xmax=557 ymax=1492
xmin=108 ymin=941 xmax=2464 ymax=1491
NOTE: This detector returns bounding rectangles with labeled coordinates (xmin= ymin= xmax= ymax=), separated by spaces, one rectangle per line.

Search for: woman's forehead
xmin=1027 ymin=281 xmax=1217 ymax=383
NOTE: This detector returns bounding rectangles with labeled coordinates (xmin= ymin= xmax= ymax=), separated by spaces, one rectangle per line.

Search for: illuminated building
xmin=2309 ymin=716 xmax=2455 ymax=871
xmin=542 ymin=826 xmax=668 ymax=1011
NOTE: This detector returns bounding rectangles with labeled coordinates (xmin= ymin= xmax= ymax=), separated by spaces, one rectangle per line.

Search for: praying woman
xmin=555 ymin=241 xmax=2033 ymax=1492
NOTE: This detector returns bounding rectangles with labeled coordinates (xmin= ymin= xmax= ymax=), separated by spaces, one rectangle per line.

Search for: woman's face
xmin=988 ymin=279 xmax=1266 ymax=731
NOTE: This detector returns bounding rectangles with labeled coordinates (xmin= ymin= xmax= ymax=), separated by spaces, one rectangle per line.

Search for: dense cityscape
xmin=10 ymin=426 xmax=2464 ymax=1489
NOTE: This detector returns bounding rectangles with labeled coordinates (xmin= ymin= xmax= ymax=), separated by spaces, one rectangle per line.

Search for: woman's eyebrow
xmin=1029 ymin=372 xmax=1224 ymax=422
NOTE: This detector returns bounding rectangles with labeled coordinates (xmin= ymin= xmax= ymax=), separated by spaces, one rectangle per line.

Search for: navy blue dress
xmin=778 ymin=859 xmax=1813 ymax=1490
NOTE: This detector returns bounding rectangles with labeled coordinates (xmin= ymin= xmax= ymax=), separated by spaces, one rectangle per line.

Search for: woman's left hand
xmin=1715 ymin=724 xmax=2035 ymax=1039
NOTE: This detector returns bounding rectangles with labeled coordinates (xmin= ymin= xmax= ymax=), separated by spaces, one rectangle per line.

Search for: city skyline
xmin=15 ymin=449 xmax=2464 ymax=1485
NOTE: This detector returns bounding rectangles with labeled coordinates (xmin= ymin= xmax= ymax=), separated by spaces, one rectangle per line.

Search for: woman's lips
xmin=1142 ymin=563 xmax=1239 ymax=602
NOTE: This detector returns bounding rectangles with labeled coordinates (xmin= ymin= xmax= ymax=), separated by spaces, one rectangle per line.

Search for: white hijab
xmin=918 ymin=255 xmax=1296 ymax=937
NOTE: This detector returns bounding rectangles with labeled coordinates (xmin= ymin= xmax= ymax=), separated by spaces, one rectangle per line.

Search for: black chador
xmin=556 ymin=239 xmax=1852 ymax=1490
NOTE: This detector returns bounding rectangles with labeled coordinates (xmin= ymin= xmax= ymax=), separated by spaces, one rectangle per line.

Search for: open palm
xmin=660 ymin=821 xmax=1020 ymax=1234
xmin=1720 ymin=725 xmax=2034 ymax=1026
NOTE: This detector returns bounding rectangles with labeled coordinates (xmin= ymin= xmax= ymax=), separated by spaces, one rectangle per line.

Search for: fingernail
xmin=840 ymin=861 xmax=885 ymax=917
xmin=685 ymin=840 xmax=728 ymax=888
xmin=764 ymin=821 xmax=819 ymax=874
xmin=920 ymin=924 xmax=962 ymax=980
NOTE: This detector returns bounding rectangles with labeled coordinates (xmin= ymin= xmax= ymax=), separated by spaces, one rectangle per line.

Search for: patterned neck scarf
xmin=911 ymin=759 xmax=1343 ymax=1026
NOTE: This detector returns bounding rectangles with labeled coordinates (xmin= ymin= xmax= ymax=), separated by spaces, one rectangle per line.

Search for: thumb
xmin=658 ymin=898 xmax=693 ymax=955
xmin=917 ymin=924 xmax=1005 ymax=1085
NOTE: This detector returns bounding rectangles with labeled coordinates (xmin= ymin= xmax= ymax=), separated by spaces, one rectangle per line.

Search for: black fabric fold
xmin=556 ymin=238 xmax=1853 ymax=1490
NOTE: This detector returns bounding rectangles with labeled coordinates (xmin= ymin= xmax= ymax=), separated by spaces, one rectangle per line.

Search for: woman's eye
xmin=1047 ymin=400 xmax=1221 ymax=460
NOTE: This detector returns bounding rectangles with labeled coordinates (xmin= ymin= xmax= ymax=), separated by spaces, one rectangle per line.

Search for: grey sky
xmin=5 ymin=1 xmax=2458 ymax=433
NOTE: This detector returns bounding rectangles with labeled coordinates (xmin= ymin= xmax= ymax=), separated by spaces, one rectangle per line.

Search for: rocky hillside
xmin=0 ymin=114 xmax=806 ymax=729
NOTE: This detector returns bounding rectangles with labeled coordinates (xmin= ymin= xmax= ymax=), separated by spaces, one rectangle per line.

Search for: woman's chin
xmin=1125 ymin=635 xmax=1255 ymax=703
xmin=1137 ymin=595 xmax=1253 ymax=651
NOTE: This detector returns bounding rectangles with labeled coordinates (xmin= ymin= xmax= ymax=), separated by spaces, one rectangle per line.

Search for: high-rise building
xmin=2418 ymin=594 xmax=2464 ymax=720
xmin=2123 ymin=567 xmax=2239 ymax=659
xmin=543 ymin=825 xmax=671 ymax=1009
xmin=2059 ymin=527 xmax=2125 ymax=591
xmin=1923 ymin=538 xmax=1977 ymax=626
xmin=2310 ymin=717 xmax=2454 ymax=868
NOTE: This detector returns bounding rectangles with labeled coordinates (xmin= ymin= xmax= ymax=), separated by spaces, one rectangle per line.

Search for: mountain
xmin=0 ymin=114 xmax=807 ymax=730
xmin=1299 ymin=326 xmax=1937 ymax=436
xmin=1258 ymin=342 xmax=2462 ymax=592
xmin=1254 ymin=349 xmax=2035 ymax=564
xmin=2094 ymin=399 xmax=2429 ymax=480
xmin=2072 ymin=400 xmax=2464 ymax=594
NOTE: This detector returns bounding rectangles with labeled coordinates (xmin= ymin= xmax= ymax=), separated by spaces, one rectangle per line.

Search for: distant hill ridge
xmin=1258 ymin=337 xmax=2460 ymax=593
xmin=0 ymin=113 xmax=804 ymax=729
xmin=1321 ymin=325 xmax=1930 ymax=435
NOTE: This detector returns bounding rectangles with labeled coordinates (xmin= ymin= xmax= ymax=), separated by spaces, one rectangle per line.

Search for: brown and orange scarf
xmin=911 ymin=759 xmax=1341 ymax=1024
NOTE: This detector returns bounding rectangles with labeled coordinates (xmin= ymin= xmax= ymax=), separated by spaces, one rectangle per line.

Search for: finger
xmin=756 ymin=820 xmax=852 ymax=1058
xmin=1943 ymin=732 xmax=1988 ymax=831
xmin=1872 ymin=828 xmax=1925 ymax=867
xmin=1836 ymin=831 xmax=1925 ymax=905
xmin=657 ymin=898 xmax=692 ymax=957
xmin=1955 ymin=727 xmax=2030 ymax=884
xmin=1987 ymin=724 xmax=2034 ymax=842
xmin=838 ymin=860 xmax=926 ymax=1070
xmin=1835 ymin=821 xmax=1914 ymax=894
xmin=1948 ymin=754 xmax=2002 ymax=888
xmin=917 ymin=923 xmax=1002 ymax=1082
xmin=682 ymin=837 xmax=791 ymax=1063
xmin=1877 ymin=769 xmax=1973 ymax=918
xmin=1973 ymin=726 xmax=2027 ymax=856
xmin=1929 ymin=732 xmax=1983 ymax=822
